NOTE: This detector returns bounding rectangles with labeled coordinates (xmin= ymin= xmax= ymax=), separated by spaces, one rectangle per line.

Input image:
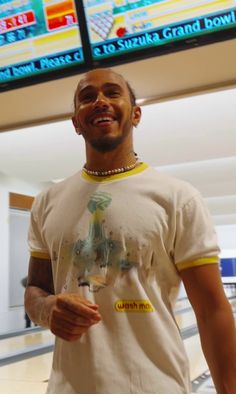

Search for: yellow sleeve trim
xmin=177 ymin=256 xmax=219 ymax=272
xmin=30 ymin=251 xmax=51 ymax=260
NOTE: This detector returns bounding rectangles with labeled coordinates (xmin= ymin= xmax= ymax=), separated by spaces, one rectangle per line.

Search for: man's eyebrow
xmin=78 ymin=85 xmax=95 ymax=96
xmin=103 ymin=82 xmax=122 ymax=88
xmin=79 ymin=82 xmax=122 ymax=94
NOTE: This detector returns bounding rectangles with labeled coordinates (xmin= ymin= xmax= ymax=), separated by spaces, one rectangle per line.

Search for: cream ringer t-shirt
xmin=28 ymin=163 xmax=220 ymax=394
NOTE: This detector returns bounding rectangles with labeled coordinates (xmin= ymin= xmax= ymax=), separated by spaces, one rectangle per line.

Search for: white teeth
xmin=93 ymin=117 xmax=113 ymax=125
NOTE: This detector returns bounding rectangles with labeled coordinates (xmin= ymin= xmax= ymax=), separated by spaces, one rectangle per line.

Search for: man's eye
xmin=108 ymin=91 xmax=120 ymax=97
xmin=81 ymin=95 xmax=93 ymax=102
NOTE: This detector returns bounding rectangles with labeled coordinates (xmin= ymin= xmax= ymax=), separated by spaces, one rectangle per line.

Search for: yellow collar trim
xmin=81 ymin=162 xmax=149 ymax=183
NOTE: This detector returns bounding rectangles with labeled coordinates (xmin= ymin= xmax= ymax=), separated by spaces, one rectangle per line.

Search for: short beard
xmin=89 ymin=135 xmax=124 ymax=152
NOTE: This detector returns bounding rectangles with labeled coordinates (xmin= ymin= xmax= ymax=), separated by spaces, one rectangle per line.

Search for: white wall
xmin=9 ymin=209 xmax=31 ymax=307
xmin=0 ymin=175 xmax=45 ymax=332
xmin=0 ymin=172 xmax=50 ymax=196
xmin=0 ymin=185 xmax=9 ymax=314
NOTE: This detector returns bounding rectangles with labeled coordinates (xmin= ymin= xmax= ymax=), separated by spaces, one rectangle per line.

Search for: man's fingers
xmin=51 ymin=308 xmax=99 ymax=327
xmin=57 ymin=295 xmax=101 ymax=320
xmin=48 ymin=294 xmax=102 ymax=341
xmin=49 ymin=307 xmax=101 ymax=341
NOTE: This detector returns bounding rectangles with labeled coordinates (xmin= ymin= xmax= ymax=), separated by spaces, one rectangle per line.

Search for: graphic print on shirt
xmin=72 ymin=192 xmax=138 ymax=292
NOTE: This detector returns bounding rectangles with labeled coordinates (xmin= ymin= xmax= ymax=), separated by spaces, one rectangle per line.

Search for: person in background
xmin=25 ymin=68 xmax=236 ymax=394
xmin=21 ymin=276 xmax=31 ymax=328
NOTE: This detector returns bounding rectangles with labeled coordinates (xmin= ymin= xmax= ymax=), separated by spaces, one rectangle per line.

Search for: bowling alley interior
xmin=0 ymin=1 xmax=236 ymax=393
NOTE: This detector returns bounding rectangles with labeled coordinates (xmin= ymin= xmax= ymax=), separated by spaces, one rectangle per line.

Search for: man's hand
xmin=48 ymin=293 xmax=101 ymax=341
xmin=25 ymin=257 xmax=101 ymax=341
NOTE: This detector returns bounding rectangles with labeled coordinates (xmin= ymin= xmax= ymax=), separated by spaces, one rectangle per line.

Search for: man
xmin=25 ymin=68 xmax=236 ymax=394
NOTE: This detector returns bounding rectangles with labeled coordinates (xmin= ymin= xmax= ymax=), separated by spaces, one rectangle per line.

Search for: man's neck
xmin=85 ymin=145 xmax=137 ymax=172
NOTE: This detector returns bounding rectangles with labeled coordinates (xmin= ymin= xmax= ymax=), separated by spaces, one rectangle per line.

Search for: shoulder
xmin=32 ymin=171 xmax=82 ymax=212
xmin=143 ymin=165 xmax=201 ymax=209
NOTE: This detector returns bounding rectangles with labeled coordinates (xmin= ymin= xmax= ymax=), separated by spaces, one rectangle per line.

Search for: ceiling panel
xmin=1 ymin=39 xmax=236 ymax=130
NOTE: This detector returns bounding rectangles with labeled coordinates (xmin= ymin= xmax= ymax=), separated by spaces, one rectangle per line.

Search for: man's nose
xmin=94 ymin=92 xmax=109 ymax=108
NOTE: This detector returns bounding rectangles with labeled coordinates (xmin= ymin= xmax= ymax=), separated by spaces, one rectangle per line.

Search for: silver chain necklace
xmin=83 ymin=158 xmax=139 ymax=177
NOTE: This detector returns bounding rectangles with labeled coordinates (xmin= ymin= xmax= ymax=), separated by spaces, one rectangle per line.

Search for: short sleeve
xmin=174 ymin=193 xmax=220 ymax=271
xmin=28 ymin=195 xmax=50 ymax=260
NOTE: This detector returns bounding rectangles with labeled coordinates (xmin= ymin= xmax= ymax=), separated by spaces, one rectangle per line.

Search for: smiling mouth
xmin=92 ymin=116 xmax=116 ymax=126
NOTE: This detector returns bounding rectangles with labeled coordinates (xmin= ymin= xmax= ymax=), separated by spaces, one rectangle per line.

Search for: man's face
xmin=72 ymin=69 xmax=141 ymax=152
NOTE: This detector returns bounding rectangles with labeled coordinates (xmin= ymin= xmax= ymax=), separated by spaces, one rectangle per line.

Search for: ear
xmin=72 ymin=115 xmax=81 ymax=135
xmin=132 ymin=106 xmax=141 ymax=127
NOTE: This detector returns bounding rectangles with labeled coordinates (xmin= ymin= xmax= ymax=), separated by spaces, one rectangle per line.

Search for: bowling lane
xmin=0 ymin=352 xmax=52 ymax=394
xmin=175 ymin=308 xmax=197 ymax=330
xmin=0 ymin=330 xmax=54 ymax=360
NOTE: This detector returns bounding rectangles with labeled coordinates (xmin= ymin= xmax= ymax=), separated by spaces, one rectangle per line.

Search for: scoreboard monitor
xmin=84 ymin=0 xmax=236 ymax=63
xmin=0 ymin=0 xmax=86 ymax=90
